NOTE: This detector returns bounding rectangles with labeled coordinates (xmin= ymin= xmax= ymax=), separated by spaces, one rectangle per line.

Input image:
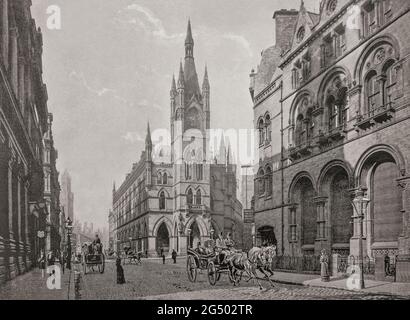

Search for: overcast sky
xmin=31 ymin=0 xmax=318 ymax=229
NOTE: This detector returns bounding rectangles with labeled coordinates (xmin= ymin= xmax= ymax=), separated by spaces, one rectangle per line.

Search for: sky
xmin=31 ymin=0 xmax=318 ymax=230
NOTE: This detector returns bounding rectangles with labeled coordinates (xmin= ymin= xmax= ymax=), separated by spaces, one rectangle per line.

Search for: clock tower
xmin=170 ymin=20 xmax=212 ymax=251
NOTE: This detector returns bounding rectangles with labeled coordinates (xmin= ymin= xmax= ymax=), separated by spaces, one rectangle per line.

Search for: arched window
xmin=258 ymin=169 xmax=265 ymax=195
xmin=265 ymin=114 xmax=271 ymax=142
xmin=163 ymin=172 xmax=168 ymax=185
xmin=157 ymin=172 xmax=162 ymax=185
xmin=258 ymin=119 xmax=265 ymax=145
xmin=366 ymin=70 xmax=380 ymax=113
xmin=185 ymin=162 xmax=191 ymax=180
xmin=159 ymin=191 xmax=166 ymax=210
xmin=195 ymin=189 xmax=202 ymax=205
xmin=383 ymin=60 xmax=397 ymax=106
xmin=265 ymin=166 xmax=272 ymax=196
xmin=196 ymin=164 xmax=203 ymax=181
xmin=294 ymin=114 xmax=304 ymax=146
xmin=187 ymin=188 xmax=193 ymax=205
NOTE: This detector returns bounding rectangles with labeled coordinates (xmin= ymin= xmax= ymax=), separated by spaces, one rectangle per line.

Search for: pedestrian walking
xmin=171 ymin=249 xmax=177 ymax=264
xmin=160 ymin=247 xmax=164 ymax=257
xmin=38 ymin=249 xmax=46 ymax=278
xmin=162 ymin=253 xmax=166 ymax=264
xmin=116 ymin=257 xmax=125 ymax=284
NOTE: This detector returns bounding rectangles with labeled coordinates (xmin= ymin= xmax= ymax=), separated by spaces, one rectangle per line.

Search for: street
xmin=1 ymin=258 xmax=405 ymax=300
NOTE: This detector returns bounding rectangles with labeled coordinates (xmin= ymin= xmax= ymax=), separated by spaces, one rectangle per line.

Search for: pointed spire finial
xmin=146 ymin=121 xmax=152 ymax=146
xmin=171 ymin=73 xmax=176 ymax=93
xmin=185 ymin=19 xmax=194 ymax=45
xmin=202 ymin=64 xmax=210 ymax=90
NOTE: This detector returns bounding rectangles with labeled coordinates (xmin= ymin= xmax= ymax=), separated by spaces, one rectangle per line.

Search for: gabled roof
xmin=289 ymin=1 xmax=320 ymax=52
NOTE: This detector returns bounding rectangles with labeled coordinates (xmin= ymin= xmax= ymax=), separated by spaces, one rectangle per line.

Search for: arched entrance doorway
xmin=358 ymin=149 xmax=403 ymax=255
xmin=257 ymin=226 xmax=277 ymax=246
xmin=156 ymin=223 xmax=170 ymax=254
xmin=291 ymin=176 xmax=316 ymax=248
xmin=188 ymin=221 xmax=201 ymax=249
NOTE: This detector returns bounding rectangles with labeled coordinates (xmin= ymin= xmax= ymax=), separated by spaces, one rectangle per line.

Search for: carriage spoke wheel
xmin=207 ymin=262 xmax=217 ymax=286
xmin=187 ymin=255 xmax=197 ymax=282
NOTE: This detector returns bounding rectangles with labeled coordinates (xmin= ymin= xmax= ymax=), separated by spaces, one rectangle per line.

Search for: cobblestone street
xmin=0 ymin=258 xmax=407 ymax=300
xmin=68 ymin=259 xmax=408 ymax=300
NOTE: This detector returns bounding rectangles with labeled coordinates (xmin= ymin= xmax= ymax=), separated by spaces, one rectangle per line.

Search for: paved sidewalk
xmin=304 ymin=276 xmax=410 ymax=297
xmin=0 ymin=264 xmax=74 ymax=300
xmin=268 ymin=271 xmax=410 ymax=297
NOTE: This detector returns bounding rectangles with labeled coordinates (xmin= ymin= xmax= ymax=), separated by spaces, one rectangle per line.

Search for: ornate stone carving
xmin=374 ymin=48 xmax=386 ymax=65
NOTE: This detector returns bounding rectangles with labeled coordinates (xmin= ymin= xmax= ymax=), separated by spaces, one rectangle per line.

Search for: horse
xmin=227 ymin=245 xmax=277 ymax=290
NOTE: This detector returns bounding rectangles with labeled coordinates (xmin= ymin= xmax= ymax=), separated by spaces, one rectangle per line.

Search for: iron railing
xmin=272 ymin=255 xmax=322 ymax=274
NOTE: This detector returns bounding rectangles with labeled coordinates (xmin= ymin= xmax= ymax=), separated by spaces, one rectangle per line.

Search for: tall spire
xmin=145 ymin=121 xmax=152 ymax=146
xmin=202 ymin=64 xmax=210 ymax=91
xmin=171 ymin=74 xmax=177 ymax=95
xmin=185 ymin=18 xmax=194 ymax=57
xmin=183 ymin=20 xmax=201 ymax=101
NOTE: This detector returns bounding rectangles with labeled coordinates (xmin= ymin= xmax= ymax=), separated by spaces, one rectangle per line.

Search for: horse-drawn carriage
xmin=186 ymin=244 xmax=277 ymax=289
xmin=186 ymin=247 xmax=242 ymax=286
xmin=81 ymin=242 xmax=105 ymax=275
xmin=122 ymin=247 xmax=142 ymax=265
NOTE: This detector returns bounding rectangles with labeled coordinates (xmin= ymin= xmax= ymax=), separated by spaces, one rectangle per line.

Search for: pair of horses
xmin=226 ymin=246 xmax=277 ymax=290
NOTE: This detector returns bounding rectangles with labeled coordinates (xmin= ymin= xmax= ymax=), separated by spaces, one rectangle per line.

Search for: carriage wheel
xmin=98 ymin=255 xmax=105 ymax=274
xmin=187 ymin=255 xmax=197 ymax=282
xmin=207 ymin=262 xmax=217 ymax=286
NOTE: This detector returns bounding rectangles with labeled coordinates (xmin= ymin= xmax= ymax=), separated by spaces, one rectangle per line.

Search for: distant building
xmin=111 ymin=21 xmax=243 ymax=256
xmin=60 ymin=170 xmax=74 ymax=221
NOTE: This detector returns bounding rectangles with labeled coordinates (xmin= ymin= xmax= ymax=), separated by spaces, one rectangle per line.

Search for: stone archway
xmin=156 ymin=223 xmax=170 ymax=254
xmin=188 ymin=221 xmax=201 ymax=249
xmin=257 ymin=226 xmax=277 ymax=247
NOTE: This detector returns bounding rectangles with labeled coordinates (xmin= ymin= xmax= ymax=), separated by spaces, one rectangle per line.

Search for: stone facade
xmin=112 ymin=21 xmax=243 ymax=257
xmin=250 ymin=0 xmax=410 ymax=273
xmin=43 ymin=113 xmax=61 ymax=254
xmin=0 ymin=0 xmax=50 ymax=283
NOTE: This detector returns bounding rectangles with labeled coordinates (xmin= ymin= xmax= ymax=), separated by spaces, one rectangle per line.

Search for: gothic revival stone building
xmin=112 ymin=21 xmax=243 ymax=256
xmin=0 ymin=1 xmax=50 ymax=283
xmin=43 ymin=113 xmax=61 ymax=254
xmin=250 ymin=0 xmax=410 ymax=278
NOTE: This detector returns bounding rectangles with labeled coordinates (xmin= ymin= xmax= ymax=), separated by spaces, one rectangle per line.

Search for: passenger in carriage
xmin=215 ymin=233 xmax=228 ymax=264
xmin=195 ymin=242 xmax=206 ymax=255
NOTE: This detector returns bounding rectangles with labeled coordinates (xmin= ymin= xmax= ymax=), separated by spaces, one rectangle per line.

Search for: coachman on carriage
xmin=186 ymin=234 xmax=278 ymax=290
xmin=81 ymin=235 xmax=105 ymax=275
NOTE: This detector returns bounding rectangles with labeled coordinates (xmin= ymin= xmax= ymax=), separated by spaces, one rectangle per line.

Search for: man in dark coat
xmin=116 ymin=257 xmax=125 ymax=284
xmin=171 ymin=250 xmax=177 ymax=264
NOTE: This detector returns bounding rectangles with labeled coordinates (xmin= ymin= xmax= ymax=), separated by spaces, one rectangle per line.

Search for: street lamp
xmin=352 ymin=187 xmax=370 ymax=290
xmin=129 ymin=237 xmax=133 ymax=251
xmin=65 ymin=217 xmax=73 ymax=270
